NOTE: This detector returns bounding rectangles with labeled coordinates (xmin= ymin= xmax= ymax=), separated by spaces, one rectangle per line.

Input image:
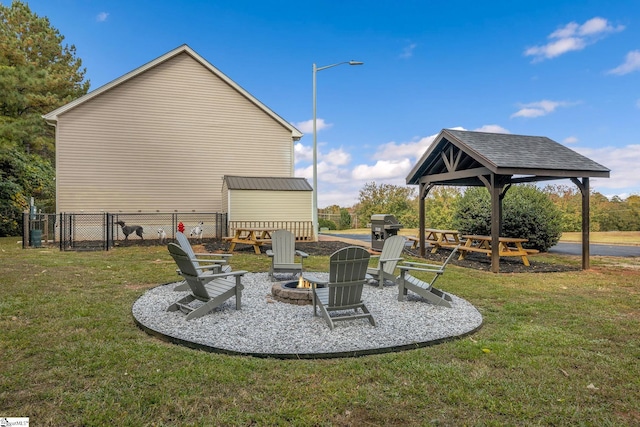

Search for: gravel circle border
xmin=132 ymin=273 xmax=483 ymax=359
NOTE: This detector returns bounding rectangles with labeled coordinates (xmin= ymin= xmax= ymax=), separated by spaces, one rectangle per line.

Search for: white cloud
xmin=399 ymin=42 xmax=417 ymax=59
xmin=352 ymin=159 xmax=413 ymax=180
xmin=563 ymin=136 xmax=579 ymax=144
xmin=607 ymin=50 xmax=640 ymax=76
xmin=474 ymin=124 xmax=510 ymax=134
xmin=294 ymin=142 xmax=312 ymax=163
xmin=511 ymin=100 xmax=576 ymax=118
xmin=372 ymin=126 xmax=483 ymax=163
xmin=324 ymin=148 xmax=351 ymax=166
xmin=373 ymin=136 xmax=435 ymax=162
xmin=293 ymin=118 xmax=332 ymax=134
xmin=96 ymin=12 xmax=109 ymax=22
xmin=295 ymin=142 xmax=350 ymax=165
xmin=578 ymin=17 xmax=616 ymax=36
xmin=525 ymin=17 xmax=624 ymax=62
xmin=575 ymin=144 xmax=640 ymax=190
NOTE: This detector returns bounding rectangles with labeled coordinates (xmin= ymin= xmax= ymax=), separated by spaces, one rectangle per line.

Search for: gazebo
xmin=406 ymin=129 xmax=610 ymax=273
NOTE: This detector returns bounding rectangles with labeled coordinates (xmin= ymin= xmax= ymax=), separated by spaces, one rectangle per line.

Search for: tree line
xmin=350 ymin=182 xmax=640 ymax=233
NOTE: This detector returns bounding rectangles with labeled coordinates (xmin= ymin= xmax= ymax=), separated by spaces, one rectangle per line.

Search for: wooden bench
xmin=458 ymin=235 xmax=535 ymax=266
xmin=224 ymin=228 xmax=275 ymax=254
xmin=457 ymin=245 xmax=491 ymax=255
xmin=409 ymin=229 xmax=462 ymax=253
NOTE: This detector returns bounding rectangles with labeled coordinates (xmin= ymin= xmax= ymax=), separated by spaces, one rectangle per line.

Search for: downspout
xmin=44 ymin=116 xmax=58 ymax=216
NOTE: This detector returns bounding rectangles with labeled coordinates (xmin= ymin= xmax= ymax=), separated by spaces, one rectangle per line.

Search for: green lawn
xmin=1 ymin=237 xmax=638 ymax=425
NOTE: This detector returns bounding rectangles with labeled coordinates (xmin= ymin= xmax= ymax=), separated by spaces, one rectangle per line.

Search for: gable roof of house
xmin=224 ymin=176 xmax=312 ymax=191
xmin=406 ymin=128 xmax=610 ymax=187
xmin=43 ymin=44 xmax=303 ymax=140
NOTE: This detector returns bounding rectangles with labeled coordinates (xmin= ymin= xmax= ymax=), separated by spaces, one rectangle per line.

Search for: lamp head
xmin=349 ymin=60 xmax=364 ymax=66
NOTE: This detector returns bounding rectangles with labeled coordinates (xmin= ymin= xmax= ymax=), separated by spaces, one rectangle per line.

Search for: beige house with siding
xmin=43 ymin=45 xmax=311 ymax=236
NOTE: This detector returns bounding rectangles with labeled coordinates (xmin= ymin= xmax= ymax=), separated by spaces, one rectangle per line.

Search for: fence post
xmin=172 ymin=213 xmax=177 ymax=241
xmin=103 ymin=213 xmax=108 ymax=251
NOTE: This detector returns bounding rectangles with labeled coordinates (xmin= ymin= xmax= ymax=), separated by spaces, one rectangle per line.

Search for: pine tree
xmin=0 ymin=0 xmax=89 ymax=159
xmin=0 ymin=1 xmax=89 ymax=235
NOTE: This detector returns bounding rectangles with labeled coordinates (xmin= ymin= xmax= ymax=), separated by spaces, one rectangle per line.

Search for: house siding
xmin=55 ymin=52 xmax=295 ymax=213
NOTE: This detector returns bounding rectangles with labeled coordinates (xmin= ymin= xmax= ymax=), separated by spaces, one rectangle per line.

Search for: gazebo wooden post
xmin=479 ymin=174 xmax=503 ymax=273
xmin=582 ymin=178 xmax=590 ymax=270
xmin=418 ymin=182 xmax=434 ymax=258
xmin=490 ymin=175 xmax=502 ymax=273
xmin=571 ymin=177 xmax=590 ymax=270
xmin=419 ymin=183 xmax=426 ymax=257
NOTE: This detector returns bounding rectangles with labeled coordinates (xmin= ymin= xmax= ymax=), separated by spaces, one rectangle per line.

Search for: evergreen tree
xmin=1 ymin=0 xmax=89 ymax=158
xmin=0 ymin=1 xmax=89 ymax=235
xmin=452 ymin=185 xmax=563 ymax=252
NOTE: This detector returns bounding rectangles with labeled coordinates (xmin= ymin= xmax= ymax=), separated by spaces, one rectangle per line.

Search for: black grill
xmin=370 ymin=214 xmax=403 ymax=251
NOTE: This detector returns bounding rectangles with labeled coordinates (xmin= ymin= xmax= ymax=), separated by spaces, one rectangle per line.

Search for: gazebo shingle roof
xmin=407 ymin=129 xmax=610 ymax=186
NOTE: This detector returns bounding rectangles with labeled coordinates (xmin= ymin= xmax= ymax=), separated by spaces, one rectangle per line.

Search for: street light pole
xmin=312 ymin=60 xmax=363 ymax=240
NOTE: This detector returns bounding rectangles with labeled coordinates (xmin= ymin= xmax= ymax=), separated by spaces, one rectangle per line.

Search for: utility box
xmin=370 ymin=214 xmax=403 ymax=251
xmin=29 ymin=229 xmax=42 ymax=248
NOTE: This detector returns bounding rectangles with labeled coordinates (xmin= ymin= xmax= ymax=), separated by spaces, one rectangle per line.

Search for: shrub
xmin=339 ymin=208 xmax=352 ymax=230
xmin=0 ymin=147 xmax=55 ymax=236
xmin=453 ymin=185 xmax=563 ymax=251
xmin=318 ymin=219 xmax=337 ymax=230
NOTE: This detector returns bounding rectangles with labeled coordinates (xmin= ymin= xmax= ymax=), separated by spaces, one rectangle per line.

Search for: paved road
xmin=548 ymin=242 xmax=640 ymax=257
xmin=325 ymin=234 xmax=640 ymax=258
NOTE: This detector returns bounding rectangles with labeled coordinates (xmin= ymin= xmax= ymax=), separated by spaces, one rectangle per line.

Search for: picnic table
xmin=223 ymin=227 xmax=274 ymax=254
xmin=458 ymin=235 xmax=538 ymax=266
xmin=408 ymin=228 xmax=461 ymax=253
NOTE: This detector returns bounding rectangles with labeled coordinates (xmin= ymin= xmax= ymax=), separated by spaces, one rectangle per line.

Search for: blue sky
xmin=13 ymin=0 xmax=640 ymax=207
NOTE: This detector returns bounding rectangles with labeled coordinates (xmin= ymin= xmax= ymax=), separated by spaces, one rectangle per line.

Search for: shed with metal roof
xmin=407 ymin=129 xmax=610 ymax=272
xmin=222 ymin=176 xmax=314 ymax=240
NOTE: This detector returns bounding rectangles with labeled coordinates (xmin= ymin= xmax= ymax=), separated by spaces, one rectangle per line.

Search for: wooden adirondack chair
xmin=167 ymin=243 xmax=247 ymax=320
xmin=397 ymin=246 xmax=459 ymax=307
xmin=173 ymin=231 xmax=232 ymax=291
xmin=306 ymin=246 xmax=376 ymax=330
xmin=367 ymin=235 xmax=406 ymax=288
xmin=266 ymin=229 xmax=309 ymax=281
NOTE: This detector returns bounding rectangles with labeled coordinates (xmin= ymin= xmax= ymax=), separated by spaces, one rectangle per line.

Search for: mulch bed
xmin=204 ymin=239 xmax=579 ymax=274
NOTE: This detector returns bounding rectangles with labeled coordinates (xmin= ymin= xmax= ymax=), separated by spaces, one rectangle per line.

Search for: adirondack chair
xmin=396 ymin=246 xmax=459 ymax=308
xmin=305 ymin=246 xmax=376 ymax=330
xmin=166 ymin=243 xmax=247 ymax=320
xmin=367 ymin=235 xmax=406 ymax=288
xmin=173 ymin=231 xmax=232 ymax=291
xmin=266 ymin=229 xmax=309 ymax=281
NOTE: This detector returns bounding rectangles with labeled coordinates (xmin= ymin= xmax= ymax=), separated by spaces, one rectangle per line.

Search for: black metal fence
xmin=24 ymin=212 xmax=227 ymax=251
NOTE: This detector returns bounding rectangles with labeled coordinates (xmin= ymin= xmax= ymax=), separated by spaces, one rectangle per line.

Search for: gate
xmin=59 ymin=213 xmax=111 ymax=251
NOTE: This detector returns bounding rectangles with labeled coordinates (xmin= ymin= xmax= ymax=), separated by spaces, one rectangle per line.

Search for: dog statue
xmin=115 ymin=221 xmax=144 ymax=241
xmin=190 ymin=221 xmax=204 ymax=243
xmin=157 ymin=228 xmax=167 ymax=244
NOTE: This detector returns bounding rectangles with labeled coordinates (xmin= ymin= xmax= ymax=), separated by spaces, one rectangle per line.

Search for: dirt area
xmin=203 ymin=239 xmax=579 ymax=273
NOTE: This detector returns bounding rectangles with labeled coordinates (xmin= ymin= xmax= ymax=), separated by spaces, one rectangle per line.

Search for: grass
xmin=1 ymin=236 xmax=639 ymax=425
xmin=558 ymin=231 xmax=640 ymax=245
